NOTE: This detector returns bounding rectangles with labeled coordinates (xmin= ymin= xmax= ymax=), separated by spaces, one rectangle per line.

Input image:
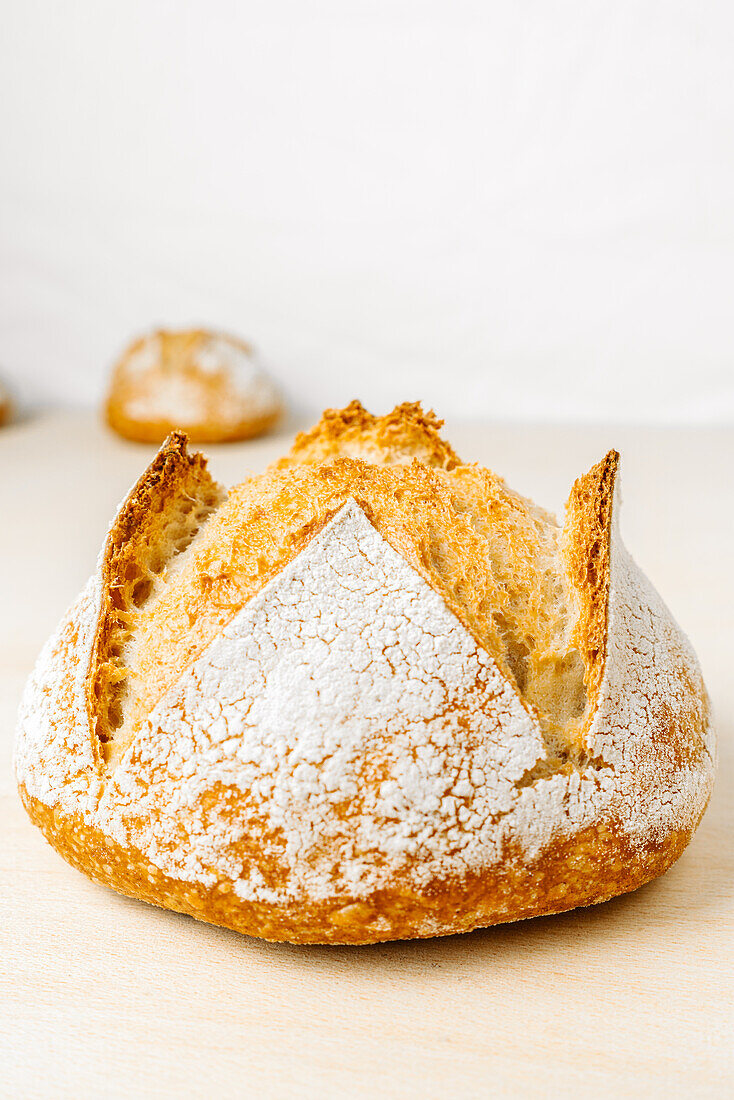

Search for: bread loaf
xmin=15 ymin=402 xmax=715 ymax=943
xmin=0 ymin=379 xmax=11 ymax=427
xmin=104 ymin=328 xmax=282 ymax=444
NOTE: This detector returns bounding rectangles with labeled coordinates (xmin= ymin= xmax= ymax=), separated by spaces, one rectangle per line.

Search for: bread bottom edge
xmin=18 ymin=783 xmax=706 ymax=945
xmin=104 ymin=404 xmax=281 ymax=445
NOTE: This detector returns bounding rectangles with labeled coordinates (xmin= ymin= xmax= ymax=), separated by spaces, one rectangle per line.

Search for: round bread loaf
xmin=15 ymin=402 xmax=715 ymax=944
xmin=104 ymin=328 xmax=282 ymax=444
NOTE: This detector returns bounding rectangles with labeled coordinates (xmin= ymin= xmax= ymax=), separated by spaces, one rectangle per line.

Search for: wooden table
xmin=2 ymin=411 xmax=732 ymax=1098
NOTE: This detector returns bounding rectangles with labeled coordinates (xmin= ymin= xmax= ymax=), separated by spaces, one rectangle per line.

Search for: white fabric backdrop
xmin=1 ymin=0 xmax=732 ymax=421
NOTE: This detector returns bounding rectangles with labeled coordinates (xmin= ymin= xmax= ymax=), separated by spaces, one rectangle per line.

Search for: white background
xmin=1 ymin=0 xmax=732 ymax=422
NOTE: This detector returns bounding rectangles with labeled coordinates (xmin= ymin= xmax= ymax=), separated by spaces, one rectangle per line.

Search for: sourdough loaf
xmin=16 ymin=402 xmax=715 ymax=943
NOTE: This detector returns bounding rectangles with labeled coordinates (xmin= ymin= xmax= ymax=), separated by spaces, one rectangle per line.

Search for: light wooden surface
xmin=1 ymin=412 xmax=732 ymax=1099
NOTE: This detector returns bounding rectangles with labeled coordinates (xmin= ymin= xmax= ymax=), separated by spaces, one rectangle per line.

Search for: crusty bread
xmin=0 ymin=379 xmax=11 ymax=427
xmin=104 ymin=328 xmax=282 ymax=444
xmin=15 ymin=403 xmax=715 ymax=944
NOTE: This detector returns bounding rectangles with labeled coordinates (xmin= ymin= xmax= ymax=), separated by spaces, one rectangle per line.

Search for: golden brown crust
xmin=20 ymin=783 xmax=705 ymax=944
xmin=104 ymin=329 xmax=282 ymax=444
xmin=89 ymin=432 xmax=224 ymax=754
xmin=563 ymin=450 xmax=619 ymax=715
xmin=284 ymin=400 xmax=462 ymax=470
xmin=123 ymin=452 xmax=575 ymax=745
xmin=0 ymin=385 xmax=11 ymax=427
xmin=106 ymin=403 xmax=280 ymax=445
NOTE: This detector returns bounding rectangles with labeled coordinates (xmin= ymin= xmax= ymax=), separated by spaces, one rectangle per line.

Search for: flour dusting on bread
xmin=101 ymin=501 xmax=551 ymax=900
xmin=15 ymin=402 xmax=715 ymax=944
xmin=105 ymin=328 xmax=282 ymax=444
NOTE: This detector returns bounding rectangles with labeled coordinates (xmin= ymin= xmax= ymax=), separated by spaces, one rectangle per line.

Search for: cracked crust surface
xmin=105 ymin=328 xmax=282 ymax=444
xmin=15 ymin=404 xmax=715 ymax=943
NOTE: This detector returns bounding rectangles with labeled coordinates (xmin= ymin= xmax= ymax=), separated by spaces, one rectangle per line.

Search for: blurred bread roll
xmin=105 ymin=328 xmax=282 ymax=444
xmin=0 ymin=379 xmax=11 ymax=426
